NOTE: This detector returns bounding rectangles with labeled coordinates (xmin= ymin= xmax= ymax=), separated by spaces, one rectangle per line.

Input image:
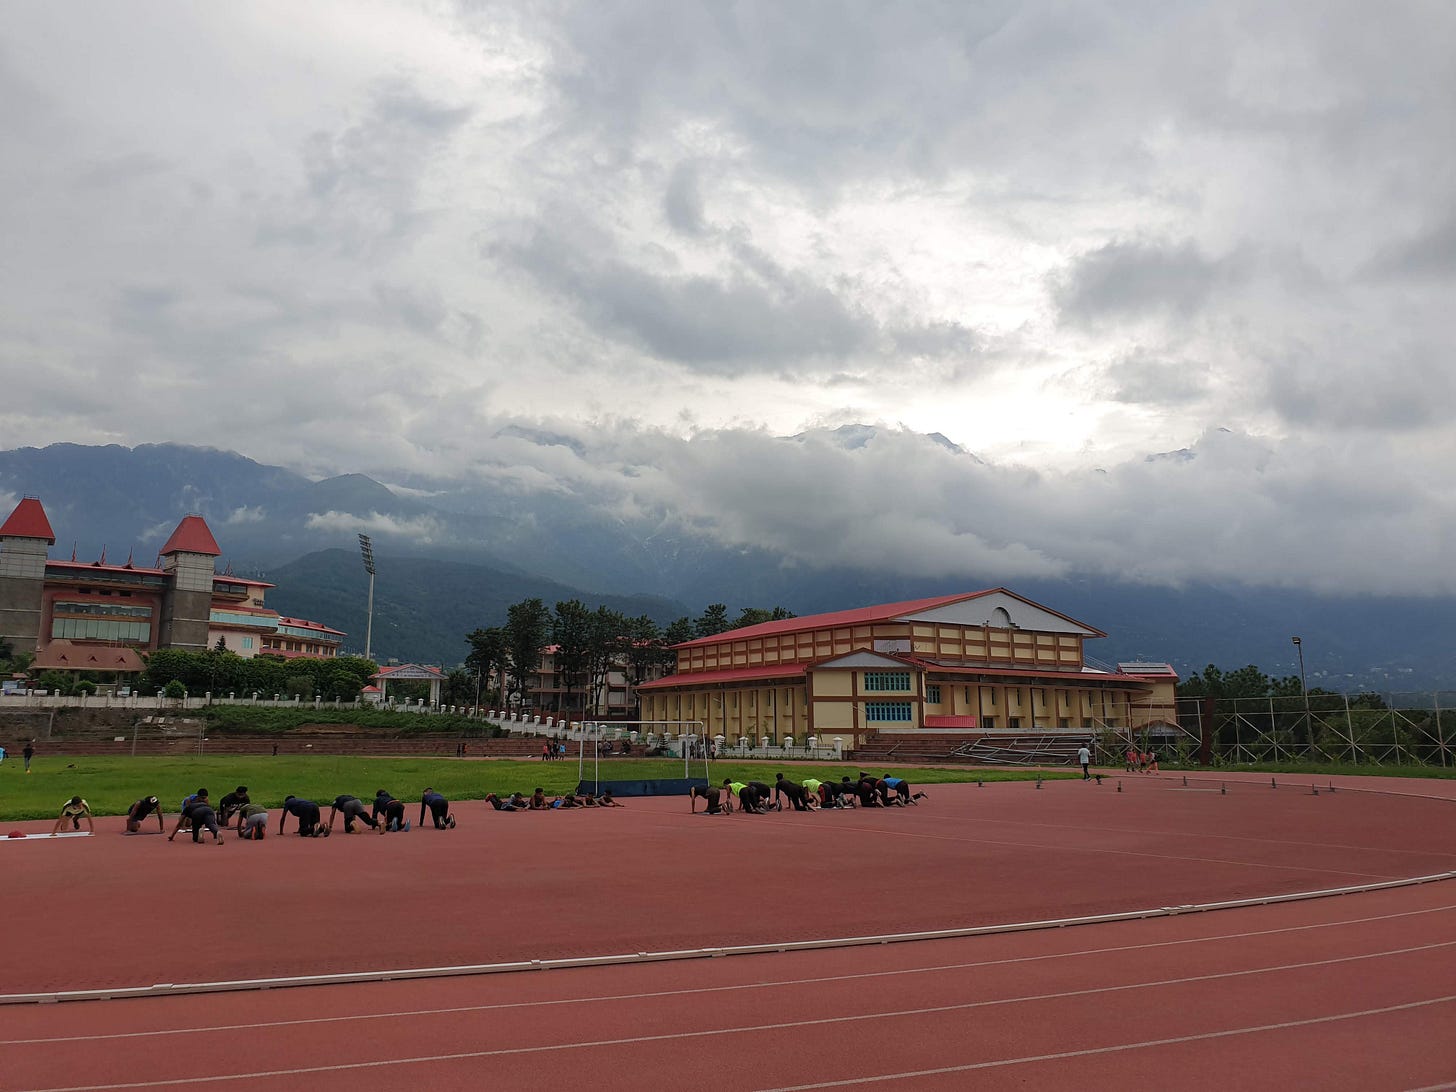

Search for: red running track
xmin=2 ymin=884 xmax=1453 ymax=1091
xmin=2 ymin=776 xmax=1454 ymax=1089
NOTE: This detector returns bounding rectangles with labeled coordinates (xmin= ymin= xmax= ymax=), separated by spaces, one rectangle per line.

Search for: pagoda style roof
xmin=0 ymin=497 xmax=56 ymax=544
xmin=159 ymin=515 xmax=221 ymax=557
xmin=31 ymin=641 xmax=145 ymax=673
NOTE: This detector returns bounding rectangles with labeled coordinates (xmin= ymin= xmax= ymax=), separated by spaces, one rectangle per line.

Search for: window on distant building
xmin=865 ymin=701 xmax=912 ymax=723
xmin=926 ymin=684 xmax=941 ymax=704
xmin=241 ymin=637 xmax=253 ymax=649
xmin=864 ymin=671 xmax=911 ymax=692
xmin=982 ymin=715 xmax=997 ymax=731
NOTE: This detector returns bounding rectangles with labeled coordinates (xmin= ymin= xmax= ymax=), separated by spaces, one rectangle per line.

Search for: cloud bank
xmin=0 ymin=1 xmax=1452 ymax=595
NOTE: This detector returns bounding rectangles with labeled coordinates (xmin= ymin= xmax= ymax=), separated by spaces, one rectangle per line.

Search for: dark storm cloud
xmin=663 ymin=162 xmax=707 ymax=235
xmin=1263 ymin=341 xmax=1455 ymax=432
xmin=1051 ymin=240 xmax=1238 ymax=325
xmin=494 ymin=217 xmax=975 ymax=373
xmin=255 ymin=80 xmax=473 ymax=257
xmin=1102 ymin=349 xmax=1211 ymax=406
xmin=1367 ymin=217 xmax=1456 ymax=280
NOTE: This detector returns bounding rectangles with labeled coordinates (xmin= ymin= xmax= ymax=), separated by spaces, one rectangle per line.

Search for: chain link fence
xmin=1164 ymin=692 xmax=1456 ymax=768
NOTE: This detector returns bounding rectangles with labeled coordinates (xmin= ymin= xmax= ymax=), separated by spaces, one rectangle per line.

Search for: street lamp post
xmin=358 ymin=534 xmax=376 ymax=663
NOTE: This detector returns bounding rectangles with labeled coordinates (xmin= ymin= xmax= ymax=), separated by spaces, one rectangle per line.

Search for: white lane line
xmin=10 ymin=945 xmax=1455 ymax=1090
xmin=4 ymin=902 xmax=1453 ymax=1046
xmin=752 ymin=995 xmax=1456 ymax=1090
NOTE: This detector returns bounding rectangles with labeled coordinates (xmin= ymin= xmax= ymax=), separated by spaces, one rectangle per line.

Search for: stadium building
xmin=0 ymin=496 xmax=344 ymax=676
xmin=635 ymin=589 xmax=1177 ymax=747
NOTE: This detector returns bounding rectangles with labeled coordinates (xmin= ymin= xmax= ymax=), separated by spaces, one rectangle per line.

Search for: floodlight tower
xmin=358 ymin=533 xmax=376 ymax=662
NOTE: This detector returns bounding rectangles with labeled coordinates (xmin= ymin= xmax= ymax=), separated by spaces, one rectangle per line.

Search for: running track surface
xmin=3 ymin=773 xmax=1454 ymax=1090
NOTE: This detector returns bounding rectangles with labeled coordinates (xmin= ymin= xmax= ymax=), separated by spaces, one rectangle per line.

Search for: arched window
xmin=993 ymin=606 xmax=1013 ymax=628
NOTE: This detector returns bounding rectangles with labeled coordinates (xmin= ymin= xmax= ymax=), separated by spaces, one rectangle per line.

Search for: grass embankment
xmin=0 ymin=756 xmax=1061 ymax=821
xmin=200 ymin=706 xmax=502 ymax=736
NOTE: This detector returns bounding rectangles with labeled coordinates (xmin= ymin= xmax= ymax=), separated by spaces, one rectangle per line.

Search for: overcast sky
xmin=2 ymin=2 xmax=1452 ymax=595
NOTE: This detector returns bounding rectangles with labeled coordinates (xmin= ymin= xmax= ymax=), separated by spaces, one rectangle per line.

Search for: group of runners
xmin=104 ymin=785 xmax=460 ymax=843
xmin=51 ymin=770 xmax=929 ymax=835
xmin=486 ymin=787 xmax=625 ymax=810
xmin=1124 ymin=747 xmax=1161 ymax=774
xmin=690 ymin=772 xmax=928 ymax=815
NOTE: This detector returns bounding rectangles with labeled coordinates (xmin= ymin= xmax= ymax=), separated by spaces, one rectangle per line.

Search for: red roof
xmin=674 ymin=593 xmax=989 ymax=648
xmin=276 ymin=617 xmax=346 ymax=637
xmin=214 ymin=575 xmax=275 ymax=589
xmin=31 ymin=641 xmax=145 ymax=673
xmin=373 ymin=663 xmax=448 ymax=680
xmin=900 ymin=657 xmax=1152 ymax=685
xmin=0 ymin=497 xmax=56 ymax=544
xmin=674 ymin=588 xmax=1105 ymax=647
xmin=47 ymin=559 xmax=165 ymax=577
xmin=636 ymin=663 xmax=807 ymax=691
xmin=159 ymin=515 xmax=221 ymax=557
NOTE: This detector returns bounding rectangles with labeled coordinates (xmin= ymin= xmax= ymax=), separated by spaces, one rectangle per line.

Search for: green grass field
xmin=0 ymin=755 xmax=1065 ymax=821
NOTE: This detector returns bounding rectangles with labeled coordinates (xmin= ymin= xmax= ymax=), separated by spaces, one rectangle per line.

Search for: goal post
xmin=577 ymin=719 xmax=711 ymax=791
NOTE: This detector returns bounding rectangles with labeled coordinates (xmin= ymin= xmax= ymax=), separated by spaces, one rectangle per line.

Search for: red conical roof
xmin=0 ymin=497 xmax=56 ymax=544
xmin=159 ymin=515 xmax=221 ymax=556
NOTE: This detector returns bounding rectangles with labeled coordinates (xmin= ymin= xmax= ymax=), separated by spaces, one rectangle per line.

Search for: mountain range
xmin=2 ymin=441 xmax=1452 ymax=691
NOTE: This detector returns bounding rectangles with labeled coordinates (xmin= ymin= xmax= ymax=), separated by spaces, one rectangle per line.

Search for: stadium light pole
xmin=1291 ymin=635 xmax=1310 ymax=745
xmin=358 ymin=534 xmax=376 ymax=662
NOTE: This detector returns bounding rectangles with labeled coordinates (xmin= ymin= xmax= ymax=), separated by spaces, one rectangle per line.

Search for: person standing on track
xmin=328 ymin=794 xmax=382 ymax=834
xmin=23 ymin=739 xmax=34 ymax=773
xmin=372 ymin=789 xmax=409 ymax=831
xmin=279 ymin=795 xmax=329 ymax=837
xmin=52 ymin=796 xmax=93 ymax=834
xmin=235 ymin=801 xmax=269 ymax=840
xmin=1077 ymin=743 xmax=1092 ymax=780
xmin=420 ymin=787 xmax=456 ymax=828
xmin=124 ymin=795 xmax=165 ymax=834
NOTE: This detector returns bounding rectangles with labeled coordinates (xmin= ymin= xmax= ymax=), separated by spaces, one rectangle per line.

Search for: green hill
xmin=262 ymin=548 xmax=690 ymax=665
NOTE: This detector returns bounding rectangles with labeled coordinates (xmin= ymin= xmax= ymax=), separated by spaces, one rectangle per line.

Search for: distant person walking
xmin=1077 ymin=743 xmax=1092 ymax=780
xmin=23 ymin=740 xmax=35 ymax=773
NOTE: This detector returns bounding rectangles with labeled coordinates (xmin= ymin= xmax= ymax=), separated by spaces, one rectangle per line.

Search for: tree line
xmin=465 ymin=599 xmax=794 ymax=716
xmin=138 ymin=648 xmax=379 ymax=701
xmin=1177 ymin=663 xmax=1386 ymax=708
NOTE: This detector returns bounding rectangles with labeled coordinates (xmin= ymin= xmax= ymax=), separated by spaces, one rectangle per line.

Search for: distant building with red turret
xmin=0 ymin=496 xmax=345 ymax=676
